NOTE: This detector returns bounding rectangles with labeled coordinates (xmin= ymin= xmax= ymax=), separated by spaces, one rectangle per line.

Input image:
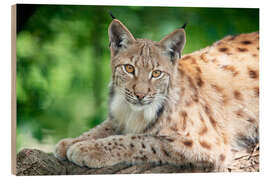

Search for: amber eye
xmin=152 ymin=70 xmax=162 ymax=78
xmin=124 ymin=64 xmax=135 ymax=74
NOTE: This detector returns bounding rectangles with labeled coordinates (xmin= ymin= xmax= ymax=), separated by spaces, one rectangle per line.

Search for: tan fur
xmin=55 ymin=19 xmax=259 ymax=171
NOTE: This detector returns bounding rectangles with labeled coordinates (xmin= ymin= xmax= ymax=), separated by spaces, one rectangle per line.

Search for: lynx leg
xmin=66 ymin=134 xmax=186 ymax=168
xmin=54 ymin=119 xmax=116 ymax=160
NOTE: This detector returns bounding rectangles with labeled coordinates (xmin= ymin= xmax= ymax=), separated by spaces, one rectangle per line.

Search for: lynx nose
xmin=135 ymin=92 xmax=146 ymax=101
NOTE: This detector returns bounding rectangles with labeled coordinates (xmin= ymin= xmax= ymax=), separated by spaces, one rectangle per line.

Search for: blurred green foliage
xmin=16 ymin=5 xmax=259 ymax=152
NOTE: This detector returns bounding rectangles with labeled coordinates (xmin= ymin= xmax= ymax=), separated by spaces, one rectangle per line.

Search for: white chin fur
xmin=128 ymin=103 xmax=149 ymax=111
xmin=110 ymin=88 xmax=164 ymax=133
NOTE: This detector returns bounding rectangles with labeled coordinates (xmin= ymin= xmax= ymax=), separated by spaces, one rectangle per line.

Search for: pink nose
xmin=135 ymin=92 xmax=145 ymax=100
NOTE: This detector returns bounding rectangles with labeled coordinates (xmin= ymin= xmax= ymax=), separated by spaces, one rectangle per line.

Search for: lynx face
xmin=109 ymin=20 xmax=186 ymax=113
xmin=112 ymin=42 xmax=171 ymax=111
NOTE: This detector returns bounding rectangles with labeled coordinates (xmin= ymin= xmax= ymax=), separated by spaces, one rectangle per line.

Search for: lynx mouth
xmin=125 ymin=97 xmax=152 ymax=106
xmin=125 ymin=98 xmax=153 ymax=111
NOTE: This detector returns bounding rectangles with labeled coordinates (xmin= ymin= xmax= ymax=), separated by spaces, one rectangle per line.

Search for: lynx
xmin=54 ymin=18 xmax=259 ymax=171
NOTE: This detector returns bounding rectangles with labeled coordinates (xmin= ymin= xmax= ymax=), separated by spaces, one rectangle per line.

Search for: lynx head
xmin=108 ymin=19 xmax=186 ymax=114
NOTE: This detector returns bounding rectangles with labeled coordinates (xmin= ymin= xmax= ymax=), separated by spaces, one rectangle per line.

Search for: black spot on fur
xmin=196 ymin=77 xmax=204 ymax=87
xmin=219 ymin=47 xmax=228 ymax=52
xmin=241 ymin=40 xmax=252 ymax=45
xmin=151 ymin=147 xmax=156 ymax=154
xmin=142 ymin=143 xmax=146 ymax=148
xmin=234 ymin=90 xmax=243 ymax=100
xmin=237 ymin=47 xmax=248 ymax=52
xmin=249 ymin=69 xmax=258 ymax=79
xmin=162 ymin=149 xmax=171 ymax=157
xmin=141 ymin=155 xmax=148 ymax=161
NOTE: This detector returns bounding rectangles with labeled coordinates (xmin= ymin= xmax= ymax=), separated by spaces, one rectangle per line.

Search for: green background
xmin=16 ymin=5 xmax=259 ymax=152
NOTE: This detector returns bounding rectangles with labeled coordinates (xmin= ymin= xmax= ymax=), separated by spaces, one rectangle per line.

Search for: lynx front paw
xmin=66 ymin=141 xmax=111 ymax=168
xmin=54 ymin=138 xmax=76 ymax=160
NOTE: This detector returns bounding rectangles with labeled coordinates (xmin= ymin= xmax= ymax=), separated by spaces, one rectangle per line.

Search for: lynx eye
xmin=152 ymin=70 xmax=162 ymax=78
xmin=124 ymin=64 xmax=135 ymax=74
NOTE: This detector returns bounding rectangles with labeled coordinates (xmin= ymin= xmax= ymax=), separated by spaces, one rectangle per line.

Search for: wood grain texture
xmin=16 ymin=145 xmax=259 ymax=175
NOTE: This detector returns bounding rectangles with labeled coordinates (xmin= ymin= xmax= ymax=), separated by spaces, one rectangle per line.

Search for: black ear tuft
xmin=109 ymin=10 xmax=116 ymax=19
xmin=181 ymin=23 xmax=187 ymax=29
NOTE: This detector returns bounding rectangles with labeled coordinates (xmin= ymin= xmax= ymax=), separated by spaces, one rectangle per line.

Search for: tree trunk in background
xmin=16 ymin=146 xmax=259 ymax=175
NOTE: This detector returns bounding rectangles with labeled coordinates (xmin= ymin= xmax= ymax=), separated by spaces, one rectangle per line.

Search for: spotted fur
xmin=55 ymin=19 xmax=259 ymax=171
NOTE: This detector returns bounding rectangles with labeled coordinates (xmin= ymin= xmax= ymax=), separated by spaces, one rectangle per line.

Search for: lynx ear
xmin=108 ymin=19 xmax=136 ymax=56
xmin=159 ymin=28 xmax=186 ymax=63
